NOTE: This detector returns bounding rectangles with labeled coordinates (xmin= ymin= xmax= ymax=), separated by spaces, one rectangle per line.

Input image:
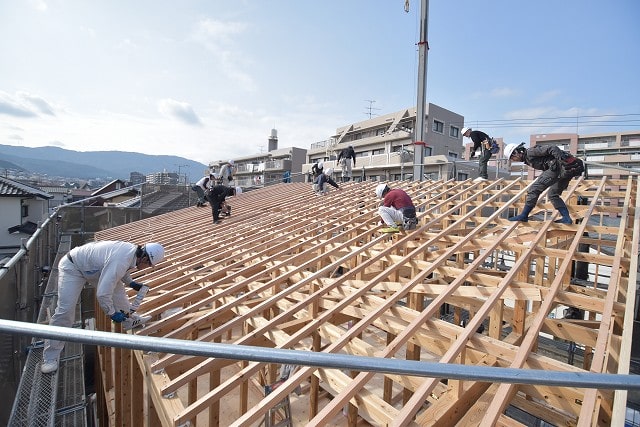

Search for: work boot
xmin=554 ymin=206 xmax=573 ymax=224
xmin=509 ymin=205 xmax=534 ymax=222
xmin=41 ymin=358 xmax=59 ymax=374
xmin=123 ymin=313 xmax=151 ymax=331
xmin=381 ymin=225 xmax=401 ymax=233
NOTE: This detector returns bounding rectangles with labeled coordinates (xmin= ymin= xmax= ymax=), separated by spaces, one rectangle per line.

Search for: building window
xmin=432 ymin=120 xmax=444 ymax=134
xmin=376 ymin=128 xmax=386 ymax=136
xmin=448 ymin=151 xmax=458 ymax=159
xmin=450 ymin=126 xmax=460 ymax=138
xmin=22 ymin=204 xmax=29 ymax=218
xmin=372 ymin=148 xmax=385 ymax=155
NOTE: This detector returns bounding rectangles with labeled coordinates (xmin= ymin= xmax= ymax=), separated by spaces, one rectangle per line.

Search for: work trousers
xmin=43 ymin=256 xmax=129 ymax=361
xmin=378 ymin=206 xmax=405 ymax=227
xmin=478 ymin=147 xmax=492 ymax=179
xmin=340 ymin=159 xmax=352 ymax=181
xmin=526 ymin=169 xmax=571 ymax=210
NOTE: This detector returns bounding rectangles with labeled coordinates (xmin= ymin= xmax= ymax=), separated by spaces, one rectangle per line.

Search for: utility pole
xmin=411 ymin=0 xmax=430 ymax=181
xmin=176 ymin=164 xmax=188 ymax=185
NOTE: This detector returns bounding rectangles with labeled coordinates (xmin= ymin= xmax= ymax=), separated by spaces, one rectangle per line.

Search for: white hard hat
xmin=317 ymin=161 xmax=324 ymax=169
xmin=375 ymin=183 xmax=388 ymax=199
xmin=228 ymin=159 xmax=235 ymax=165
xmin=143 ymin=243 xmax=165 ymax=266
xmin=504 ymin=143 xmax=521 ymax=160
xmin=461 ymin=127 xmax=471 ymax=136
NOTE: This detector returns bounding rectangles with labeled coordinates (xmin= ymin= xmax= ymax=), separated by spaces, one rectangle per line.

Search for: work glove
xmin=129 ymin=281 xmax=144 ymax=291
xmin=110 ymin=311 xmax=127 ymax=323
xmin=562 ymin=155 xmax=580 ymax=170
xmin=227 ymin=176 xmax=233 ymax=181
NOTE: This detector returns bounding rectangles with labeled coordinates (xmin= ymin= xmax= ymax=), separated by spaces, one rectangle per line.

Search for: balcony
xmin=264 ymin=159 xmax=291 ymax=171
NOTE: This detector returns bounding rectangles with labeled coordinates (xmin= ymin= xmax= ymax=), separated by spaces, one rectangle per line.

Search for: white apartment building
xmin=210 ymin=129 xmax=307 ymax=190
xmin=303 ymin=104 xmax=478 ymax=182
xmin=530 ymin=131 xmax=640 ymax=179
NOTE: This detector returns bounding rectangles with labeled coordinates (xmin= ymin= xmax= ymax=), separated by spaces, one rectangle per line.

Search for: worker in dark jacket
xmin=206 ymin=185 xmax=236 ymax=224
xmin=505 ymin=142 xmax=584 ymax=224
xmin=311 ymin=161 xmax=324 ymax=180
xmin=313 ymin=169 xmax=340 ymax=195
xmin=337 ymin=145 xmax=356 ymax=182
xmin=462 ymin=127 xmax=493 ymax=182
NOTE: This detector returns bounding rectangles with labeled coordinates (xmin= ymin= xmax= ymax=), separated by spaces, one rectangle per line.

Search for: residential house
xmin=0 ymin=176 xmax=53 ymax=253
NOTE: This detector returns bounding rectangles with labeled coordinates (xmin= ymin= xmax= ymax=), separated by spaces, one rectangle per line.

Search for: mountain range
xmin=0 ymin=144 xmax=209 ymax=181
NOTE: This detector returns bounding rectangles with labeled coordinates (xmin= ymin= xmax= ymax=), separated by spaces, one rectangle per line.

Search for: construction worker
xmin=192 ymin=172 xmax=214 ymax=206
xmin=41 ymin=241 xmax=165 ymax=374
xmin=375 ymin=183 xmax=418 ymax=233
xmin=218 ymin=160 xmax=235 ymax=185
xmin=337 ymin=145 xmax=356 ymax=182
xmin=462 ymin=127 xmax=495 ymax=182
xmin=311 ymin=161 xmax=324 ymax=180
xmin=207 ymin=184 xmax=236 ymax=224
xmin=505 ymin=142 xmax=584 ymax=224
xmin=313 ymin=168 xmax=339 ymax=195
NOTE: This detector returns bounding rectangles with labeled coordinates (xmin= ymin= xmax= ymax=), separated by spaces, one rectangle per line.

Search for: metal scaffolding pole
xmin=2 ymin=319 xmax=640 ymax=391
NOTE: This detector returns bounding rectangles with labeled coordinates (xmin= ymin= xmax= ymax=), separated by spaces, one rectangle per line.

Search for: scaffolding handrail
xmin=1 ymin=319 xmax=638 ymax=391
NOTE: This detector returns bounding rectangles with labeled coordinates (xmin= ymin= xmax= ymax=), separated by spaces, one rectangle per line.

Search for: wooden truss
xmin=93 ymin=176 xmax=638 ymax=426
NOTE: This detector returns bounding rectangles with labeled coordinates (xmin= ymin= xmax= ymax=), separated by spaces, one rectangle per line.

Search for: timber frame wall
xmin=93 ymin=177 xmax=638 ymax=426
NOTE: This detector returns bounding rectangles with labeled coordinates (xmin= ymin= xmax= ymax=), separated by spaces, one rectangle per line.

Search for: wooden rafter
xmin=94 ymin=177 xmax=638 ymax=426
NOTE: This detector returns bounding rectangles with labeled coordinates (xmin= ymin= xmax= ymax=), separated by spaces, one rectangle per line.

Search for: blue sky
xmin=0 ymin=0 xmax=638 ymax=165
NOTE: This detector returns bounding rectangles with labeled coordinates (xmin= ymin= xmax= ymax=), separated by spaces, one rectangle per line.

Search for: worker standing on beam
xmin=41 ymin=241 xmax=165 ymax=374
xmin=337 ymin=145 xmax=356 ymax=182
xmin=217 ymin=159 xmax=235 ymax=185
xmin=505 ymin=142 xmax=584 ymax=224
xmin=462 ymin=127 xmax=497 ymax=182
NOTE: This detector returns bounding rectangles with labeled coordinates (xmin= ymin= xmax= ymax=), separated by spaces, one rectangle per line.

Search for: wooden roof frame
xmin=92 ymin=176 xmax=638 ymax=426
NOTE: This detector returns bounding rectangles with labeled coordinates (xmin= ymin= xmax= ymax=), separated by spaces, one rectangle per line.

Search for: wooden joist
xmin=94 ymin=177 xmax=638 ymax=426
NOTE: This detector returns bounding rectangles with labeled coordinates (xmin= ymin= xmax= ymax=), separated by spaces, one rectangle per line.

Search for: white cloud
xmin=489 ymin=87 xmax=519 ymax=98
xmin=27 ymin=0 xmax=47 ymax=12
xmin=158 ymin=99 xmax=202 ymax=126
xmin=0 ymin=92 xmax=56 ymax=119
xmin=533 ymin=90 xmax=562 ymax=104
xmin=190 ymin=18 xmax=256 ymax=91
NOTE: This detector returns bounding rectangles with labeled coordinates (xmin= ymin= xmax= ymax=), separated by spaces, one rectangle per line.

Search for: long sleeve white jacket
xmin=67 ymin=241 xmax=137 ymax=316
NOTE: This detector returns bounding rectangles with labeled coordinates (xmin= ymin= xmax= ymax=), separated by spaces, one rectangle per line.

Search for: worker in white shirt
xmin=41 ymin=241 xmax=165 ymax=374
xmin=218 ymin=160 xmax=235 ymax=185
xmin=192 ymin=173 xmax=214 ymax=207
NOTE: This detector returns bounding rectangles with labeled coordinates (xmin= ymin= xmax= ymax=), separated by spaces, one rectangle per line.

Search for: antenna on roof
xmin=364 ymin=100 xmax=381 ymax=119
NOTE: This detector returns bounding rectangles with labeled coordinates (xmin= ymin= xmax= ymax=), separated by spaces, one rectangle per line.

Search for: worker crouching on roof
xmin=41 ymin=241 xmax=165 ymax=374
xmin=375 ymin=183 xmax=418 ymax=233
xmin=505 ymin=142 xmax=584 ymax=224
xmin=207 ymin=185 xmax=237 ymax=224
xmin=313 ymin=168 xmax=340 ymax=195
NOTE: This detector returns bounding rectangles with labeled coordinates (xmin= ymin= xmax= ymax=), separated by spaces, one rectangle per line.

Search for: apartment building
xmin=530 ymin=130 xmax=640 ymax=179
xmin=209 ymin=129 xmax=307 ymax=189
xmin=303 ymin=104 xmax=471 ymax=182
